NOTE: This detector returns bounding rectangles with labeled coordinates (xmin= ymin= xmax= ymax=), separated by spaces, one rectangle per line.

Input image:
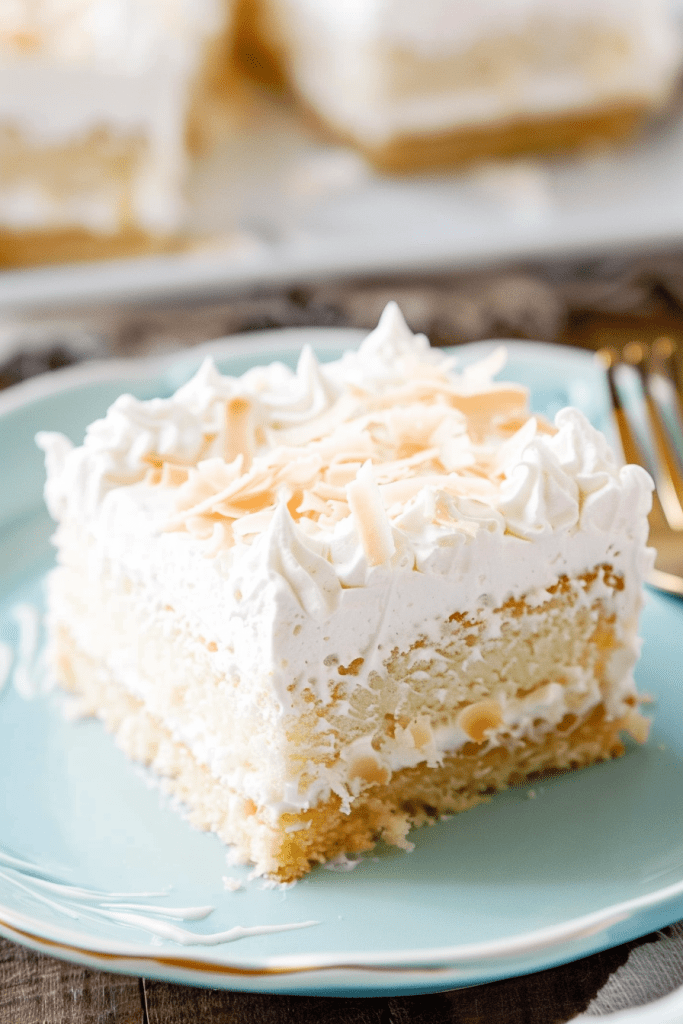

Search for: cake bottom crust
xmin=0 ymin=226 xmax=182 ymax=270
xmin=317 ymin=100 xmax=650 ymax=174
xmin=56 ymin=626 xmax=638 ymax=882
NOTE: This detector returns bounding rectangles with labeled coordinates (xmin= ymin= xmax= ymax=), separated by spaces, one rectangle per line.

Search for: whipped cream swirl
xmin=38 ymin=302 xmax=653 ymax=619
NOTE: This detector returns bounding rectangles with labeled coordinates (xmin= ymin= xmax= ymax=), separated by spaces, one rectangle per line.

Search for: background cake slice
xmin=38 ymin=305 xmax=654 ymax=880
xmin=0 ymin=0 xmax=236 ymax=268
xmin=245 ymin=0 xmax=682 ymax=171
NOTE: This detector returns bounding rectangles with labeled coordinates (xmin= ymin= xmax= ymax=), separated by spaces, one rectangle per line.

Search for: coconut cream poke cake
xmin=248 ymin=0 xmax=681 ymax=171
xmin=0 ymin=0 xmax=235 ymax=268
xmin=37 ymin=304 xmax=653 ymax=880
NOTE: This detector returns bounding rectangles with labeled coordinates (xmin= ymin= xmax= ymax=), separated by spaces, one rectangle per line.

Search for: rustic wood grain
xmin=141 ymin=937 xmax=645 ymax=1024
xmin=387 ymin=942 xmax=643 ymax=1024
xmin=0 ymin=938 xmax=142 ymax=1024
xmin=0 ymin=926 xmax=664 ymax=1024
xmin=144 ymin=981 xmax=389 ymax=1024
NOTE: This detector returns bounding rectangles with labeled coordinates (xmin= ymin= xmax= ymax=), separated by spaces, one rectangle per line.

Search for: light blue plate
xmin=0 ymin=330 xmax=682 ymax=998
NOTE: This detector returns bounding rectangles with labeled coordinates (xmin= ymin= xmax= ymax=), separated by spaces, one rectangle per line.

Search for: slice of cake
xmin=0 ymin=0 xmax=236 ymax=268
xmin=37 ymin=304 xmax=654 ymax=880
xmin=246 ymin=0 xmax=681 ymax=171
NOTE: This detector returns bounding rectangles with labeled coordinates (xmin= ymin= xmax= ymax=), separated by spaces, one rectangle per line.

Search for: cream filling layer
xmin=51 ymin=517 xmax=645 ymax=822
xmin=58 ymin=590 xmax=637 ymax=820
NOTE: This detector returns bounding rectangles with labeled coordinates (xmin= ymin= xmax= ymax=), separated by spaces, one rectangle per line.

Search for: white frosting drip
xmin=98 ymin=911 xmax=318 ymax=945
xmin=40 ymin=304 xmax=654 ymax=821
xmin=0 ymin=845 xmax=316 ymax=946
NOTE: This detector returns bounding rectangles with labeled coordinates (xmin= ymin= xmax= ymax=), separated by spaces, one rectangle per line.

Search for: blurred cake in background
xmin=0 ymin=0 xmax=235 ymax=268
xmin=246 ymin=0 xmax=682 ymax=172
xmin=2 ymin=1 xmax=682 ymax=271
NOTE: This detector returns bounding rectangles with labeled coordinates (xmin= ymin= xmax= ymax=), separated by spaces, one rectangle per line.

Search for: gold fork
xmin=597 ymin=339 xmax=683 ymax=598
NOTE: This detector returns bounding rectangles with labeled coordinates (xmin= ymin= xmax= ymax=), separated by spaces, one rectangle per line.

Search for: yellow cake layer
xmin=55 ymin=624 xmax=641 ymax=881
xmin=48 ymin=549 xmax=648 ymax=880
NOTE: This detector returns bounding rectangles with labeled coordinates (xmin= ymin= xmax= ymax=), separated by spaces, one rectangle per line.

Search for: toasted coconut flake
xmin=310 ymin=482 xmax=348 ymax=503
xmin=213 ymin=490 xmax=276 ymax=518
xmin=202 ymin=521 xmax=233 ymax=557
xmin=160 ymin=351 xmax=535 ymax=557
xmin=458 ymin=700 xmax=504 ymax=743
xmin=346 ymin=461 xmax=395 ymax=567
xmin=380 ymin=472 xmax=497 ymax=507
xmin=374 ymin=448 xmax=442 ymax=482
xmin=161 ymin=463 xmax=189 ymax=488
xmin=175 ymin=475 xmax=220 ymax=513
xmin=379 ymin=477 xmax=433 ymax=506
xmin=318 ymin=500 xmax=350 ymax=527
xmin=297 ymin=491 xmax=331 ymax=517
xmin=324 ymin=462 xmax=363 ymax=487
xmin=268 ymin=393 xmax=360 ymax=448
xmin=225 ymin=397 xmax=254 ymax=470
xmin=624 ymin=708 xmax=650 ymax=744
xmin=169 ymin=464 xmax=269 ymax=526
xmin=196 ymin=455 xmax=244 ymax=490
xmin=186 ymin=515 xmax=218 ymax=541
xmin=272 ymin=451 xmax=322 ymax=488
xmin=233 ymin=508 xmax=276 ymax=538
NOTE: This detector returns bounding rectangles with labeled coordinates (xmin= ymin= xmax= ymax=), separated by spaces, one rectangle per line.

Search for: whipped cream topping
xmin=0 ymin=1 xmax=222 ymax=69
xmin=40 ymin=303 xmax=537 ymax=535
xmin=274 ymin=0 xmax=676 ymax=55
xmin=37 ymin=302 xmax=652 ymax=571
xmin=40 ymin=304 xmax=654 ymax=820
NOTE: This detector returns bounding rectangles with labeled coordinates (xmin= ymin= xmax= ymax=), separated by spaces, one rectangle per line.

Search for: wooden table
xmin=0 ymin=930 xmax=659 ymax=1024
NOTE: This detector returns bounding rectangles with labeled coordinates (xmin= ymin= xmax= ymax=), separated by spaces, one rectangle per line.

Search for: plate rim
xmin=0 ymin=328 xmax=598 ymax=418
xmin=1 ymin=328 xmax=679 ymax=986
xmin=1 ymin=873 xmax=683 ymax=974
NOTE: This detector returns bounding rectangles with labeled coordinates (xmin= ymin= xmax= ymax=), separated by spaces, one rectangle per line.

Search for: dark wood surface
xmin=0 ymin=931 xmax=660 ymax=1023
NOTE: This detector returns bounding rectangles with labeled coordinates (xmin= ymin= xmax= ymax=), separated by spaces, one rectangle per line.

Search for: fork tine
xmin=651 ymin=336 xmax=682 ymax=388
xmin=595 ymin=347 xmax=648 ymax=468
xmin=597 ymin=347 xmax=683 ymax=597
xmin=596 ymin=346 xmax=670 ymax=535
xmin=623 ymin=342 xmax=683 ymax=531
xmin=649 ymin=337 xmax=683 ymax=445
